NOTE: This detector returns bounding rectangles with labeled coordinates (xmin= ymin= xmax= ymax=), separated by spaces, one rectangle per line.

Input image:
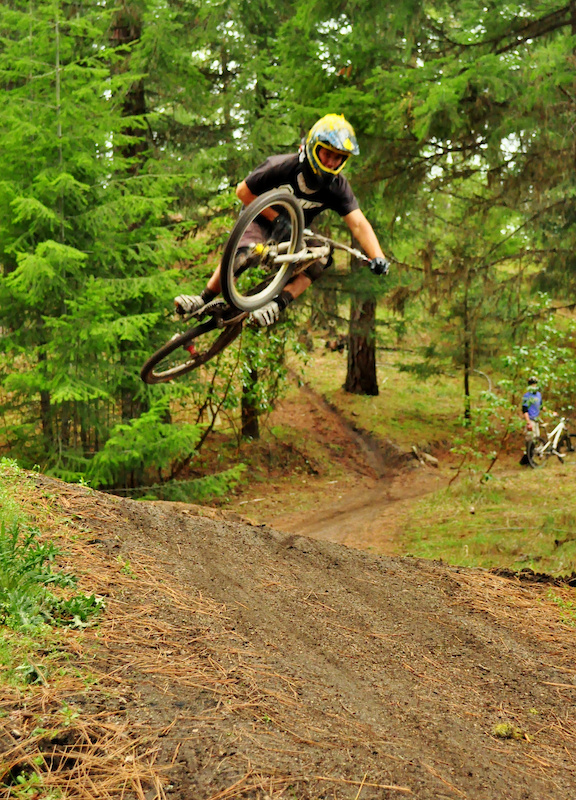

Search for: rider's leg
xmin=175 ymin=222 xmax=270 ymax=313
xmin=249 ymin=240 xmax=332 ymax=327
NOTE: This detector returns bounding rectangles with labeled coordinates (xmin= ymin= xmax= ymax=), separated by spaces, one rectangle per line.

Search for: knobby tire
xmin=140 ymin=318 xmax=243 ymax=384
xmin=221 ymin=189 xmax=304 ymax=312
xmin=526 ymin=436 xmax=548 ymax=468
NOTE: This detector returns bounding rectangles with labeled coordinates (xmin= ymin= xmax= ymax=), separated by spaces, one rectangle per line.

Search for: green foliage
xmin=0 ymin=517 xmax=103 ymax=632
xmin=0 ymin=458 xmax=103 ymax=632
xmin=2 ymin=0 xmax=576 ymax=483
xmin=87 ymin=399 xmax=202 ymax=488
xmin=447 ymin=381 xmax=521 ymax=477
xmin=146 ymin=464 xmax=248 ymax=503
xmin=2 ymin=752 xmax=61 ymax=798
xmin=546 ymin=590 xmax=576 ymax=627
xmin=85 ymin=398 xmax=249 ymax=502
xmin=0 ymin=0 xmax=194 ymax=480
xmin=505 ymin=305 xmax=576 ymax=413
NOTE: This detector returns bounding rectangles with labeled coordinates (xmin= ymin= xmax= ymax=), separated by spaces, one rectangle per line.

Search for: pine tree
xmin=0 ymin=0 xmax=188 ymax=479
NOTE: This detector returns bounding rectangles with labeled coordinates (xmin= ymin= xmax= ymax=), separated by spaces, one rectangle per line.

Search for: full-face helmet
xmin=302 ymin=114 xmax=359 ymax=188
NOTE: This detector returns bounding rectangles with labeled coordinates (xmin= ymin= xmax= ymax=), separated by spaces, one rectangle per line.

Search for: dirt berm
xmin=11 ymin=474 xmax=572 ymax=800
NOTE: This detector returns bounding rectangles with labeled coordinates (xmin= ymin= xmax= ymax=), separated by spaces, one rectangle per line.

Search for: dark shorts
xmin=237 ymin=222 xmax=328 ymax=282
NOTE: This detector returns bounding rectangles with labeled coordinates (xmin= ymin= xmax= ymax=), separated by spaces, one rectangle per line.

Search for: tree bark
xmin=241 ymin=368 xmax=260 ymax=439
xmin=462 ymin=267 xmax=472 ymax=423
xmin=344 ymin=295 xmax=379 ymax=396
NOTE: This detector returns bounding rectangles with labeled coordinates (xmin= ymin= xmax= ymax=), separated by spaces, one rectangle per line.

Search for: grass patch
xmin=0 ymin=459 xmax=103 ymax=632
xmin=296 ymin=346 xmax=481 ymax=449
xmin=400 ymin=467 xmax=576 ymax=576
xmin=547 ymin=590 xmax=576 ymax=626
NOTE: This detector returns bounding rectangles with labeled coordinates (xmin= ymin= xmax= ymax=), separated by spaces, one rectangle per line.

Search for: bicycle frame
xmin=536 ymin=417 xmax=568 ymax=456
xmin=302 ymin=229 xmax=372 ymax=265
xmin=263 ymin=230 xmax=371 ymax=269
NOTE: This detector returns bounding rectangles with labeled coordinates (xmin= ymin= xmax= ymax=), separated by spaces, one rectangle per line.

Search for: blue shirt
xmin=522 ymin=390 xmax=542 ymax=420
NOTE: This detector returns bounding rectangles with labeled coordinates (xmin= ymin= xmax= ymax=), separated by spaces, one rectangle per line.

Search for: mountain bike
xmin=219 ymin=188 xmax=372 ymax=311
xmin=526 ymin=416 xmax=576 ymax=468
xmin=140 ymin=189 xmax=372 ymax=384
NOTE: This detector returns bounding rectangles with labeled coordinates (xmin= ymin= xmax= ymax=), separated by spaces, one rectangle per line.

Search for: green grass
xmin=294 ymin=345 xmax=480 ymax=449
xmin=0 ymin=458 xmax=104 ymax=633
xmin=281 ymin=336 xmax=575 ymax=579
xmin=286 ymin=340 xmax=576 ymax=578
xmin=547 ymin=590 xmax=576 ymax=626
xmin=400 ymin=467 xmax=576 ymax=576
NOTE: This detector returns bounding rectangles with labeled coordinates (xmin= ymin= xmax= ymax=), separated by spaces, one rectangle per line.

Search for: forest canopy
xmin=0 ymin=0 xmax=575 ymax=493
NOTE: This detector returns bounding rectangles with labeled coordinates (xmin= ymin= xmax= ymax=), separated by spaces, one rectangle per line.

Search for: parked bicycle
xmin=140 ymin=189 xmax=372 ymax=384
xmin=526 ymin=415 xmax=576 ymax=468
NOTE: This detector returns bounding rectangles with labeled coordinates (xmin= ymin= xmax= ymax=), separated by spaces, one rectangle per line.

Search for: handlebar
xmin=303 ymin=229 xmax=372 ymax=264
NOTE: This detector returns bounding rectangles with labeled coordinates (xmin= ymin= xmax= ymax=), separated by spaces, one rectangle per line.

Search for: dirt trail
xmin=266 ymin=469 xmax=446 ymax=553
xmin=5 ymin=385 xmax=575 ymax=799
xmin=242 ymin=380 xmax=449 ymax=554
xmin=21 ymin=474 xmax=576 ymax=800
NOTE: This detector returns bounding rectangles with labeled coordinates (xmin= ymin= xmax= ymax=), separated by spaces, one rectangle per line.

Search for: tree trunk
xmin=463 ymin=269 xmax=472 ymax=423
xmin=110 ymin=3 xmax=147 ymax=173
xmin=37 ymin=348 xmax=53 ymax=443
xmin=344 ymin=296 xmax=379 ymax=396
xmin=241 ymin=368 xmax=260 ymax=439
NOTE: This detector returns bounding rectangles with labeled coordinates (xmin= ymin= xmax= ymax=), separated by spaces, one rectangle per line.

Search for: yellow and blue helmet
xmin=304 ymin=114 xmax=359 ymax=180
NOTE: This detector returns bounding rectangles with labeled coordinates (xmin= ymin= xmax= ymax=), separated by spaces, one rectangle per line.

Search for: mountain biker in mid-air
xmin=175 ymin=113 xmax=390 ymax=327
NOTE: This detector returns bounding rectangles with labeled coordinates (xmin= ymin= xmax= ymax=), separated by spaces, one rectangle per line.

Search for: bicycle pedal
xmin=552 ymin=450 xmax=565 ymax=458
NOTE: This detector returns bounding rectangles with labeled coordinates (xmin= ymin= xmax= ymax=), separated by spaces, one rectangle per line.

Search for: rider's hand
xmin=526 ymin=421 xmax=533 ymax=430
xmin=369 ymin=257 xmax=390 ymax=276
xmin=250 ymin=300 xmax=281 ymax=327
xmin=270 ymin=213 xmax=292 ymax=243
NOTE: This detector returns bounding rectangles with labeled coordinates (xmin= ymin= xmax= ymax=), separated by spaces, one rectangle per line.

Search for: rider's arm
xmin=283 ymin=210 xmax=385 ymax=302
xmin=343 ymin=208 xmax=386 ymax=260
xmin=236 ymin=180 xmax=278 ymax=222
xmin=236 ymin=180 xmax=257 ymax=206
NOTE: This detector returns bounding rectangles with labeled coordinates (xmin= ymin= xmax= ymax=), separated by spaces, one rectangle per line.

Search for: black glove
xmin=269 ymin=213 xmax=292 ymax=243
xmin=369 ymin=257 xmax=390 ymax=276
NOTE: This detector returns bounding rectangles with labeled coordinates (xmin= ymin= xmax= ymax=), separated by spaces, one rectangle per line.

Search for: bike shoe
xmin=174 ymin=294 xmax=205 ymax=314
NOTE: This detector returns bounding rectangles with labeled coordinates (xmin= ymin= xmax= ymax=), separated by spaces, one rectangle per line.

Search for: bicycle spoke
xmin=141 ymin=319 xmax=243 ymax=384
xmin=221 ymin=190 xmax=304 ymax=311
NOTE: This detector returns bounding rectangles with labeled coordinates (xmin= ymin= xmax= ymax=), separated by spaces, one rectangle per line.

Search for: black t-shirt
xmin=244 ymin=154 xmax=359 ymax=226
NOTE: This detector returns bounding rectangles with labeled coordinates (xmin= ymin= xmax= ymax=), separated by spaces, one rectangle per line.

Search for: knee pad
xmin=304 ymin=251 xmax=333 ymax=282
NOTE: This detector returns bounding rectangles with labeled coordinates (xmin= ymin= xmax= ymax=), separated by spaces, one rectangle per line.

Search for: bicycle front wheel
xmin=140 ymin=318 xmax=243 ymax=384
xmin=557 ymin=434 xmax=573 ymax=458
xmin=526 ymin=436 xmax=549 ymax=468
xmin=221 ymin=190 xmax=304 ymax=312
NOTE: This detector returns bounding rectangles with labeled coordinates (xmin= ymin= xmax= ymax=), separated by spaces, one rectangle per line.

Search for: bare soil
xmin=236 ymin=381 xmax=449 ymax=554
xmin=4 ymin=383 xmax=576 ymax=800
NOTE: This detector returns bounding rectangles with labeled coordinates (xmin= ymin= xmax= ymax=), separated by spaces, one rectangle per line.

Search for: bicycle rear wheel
xmin=558 ymin=433 xmax=576 ymax=454
xmin=557 ymin=434 xmax=573 ymax=458
xmin=221 ymin=190 xmax=304 ymax=312
xmin=140 ymin=318 xmax=243 ymax=384
xmin=526 ymin=436 xmax=549 ymax=468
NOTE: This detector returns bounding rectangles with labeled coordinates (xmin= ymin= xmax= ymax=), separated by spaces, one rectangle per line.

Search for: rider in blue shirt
xmin=522 ymin=376 xmax=542 ymax=438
